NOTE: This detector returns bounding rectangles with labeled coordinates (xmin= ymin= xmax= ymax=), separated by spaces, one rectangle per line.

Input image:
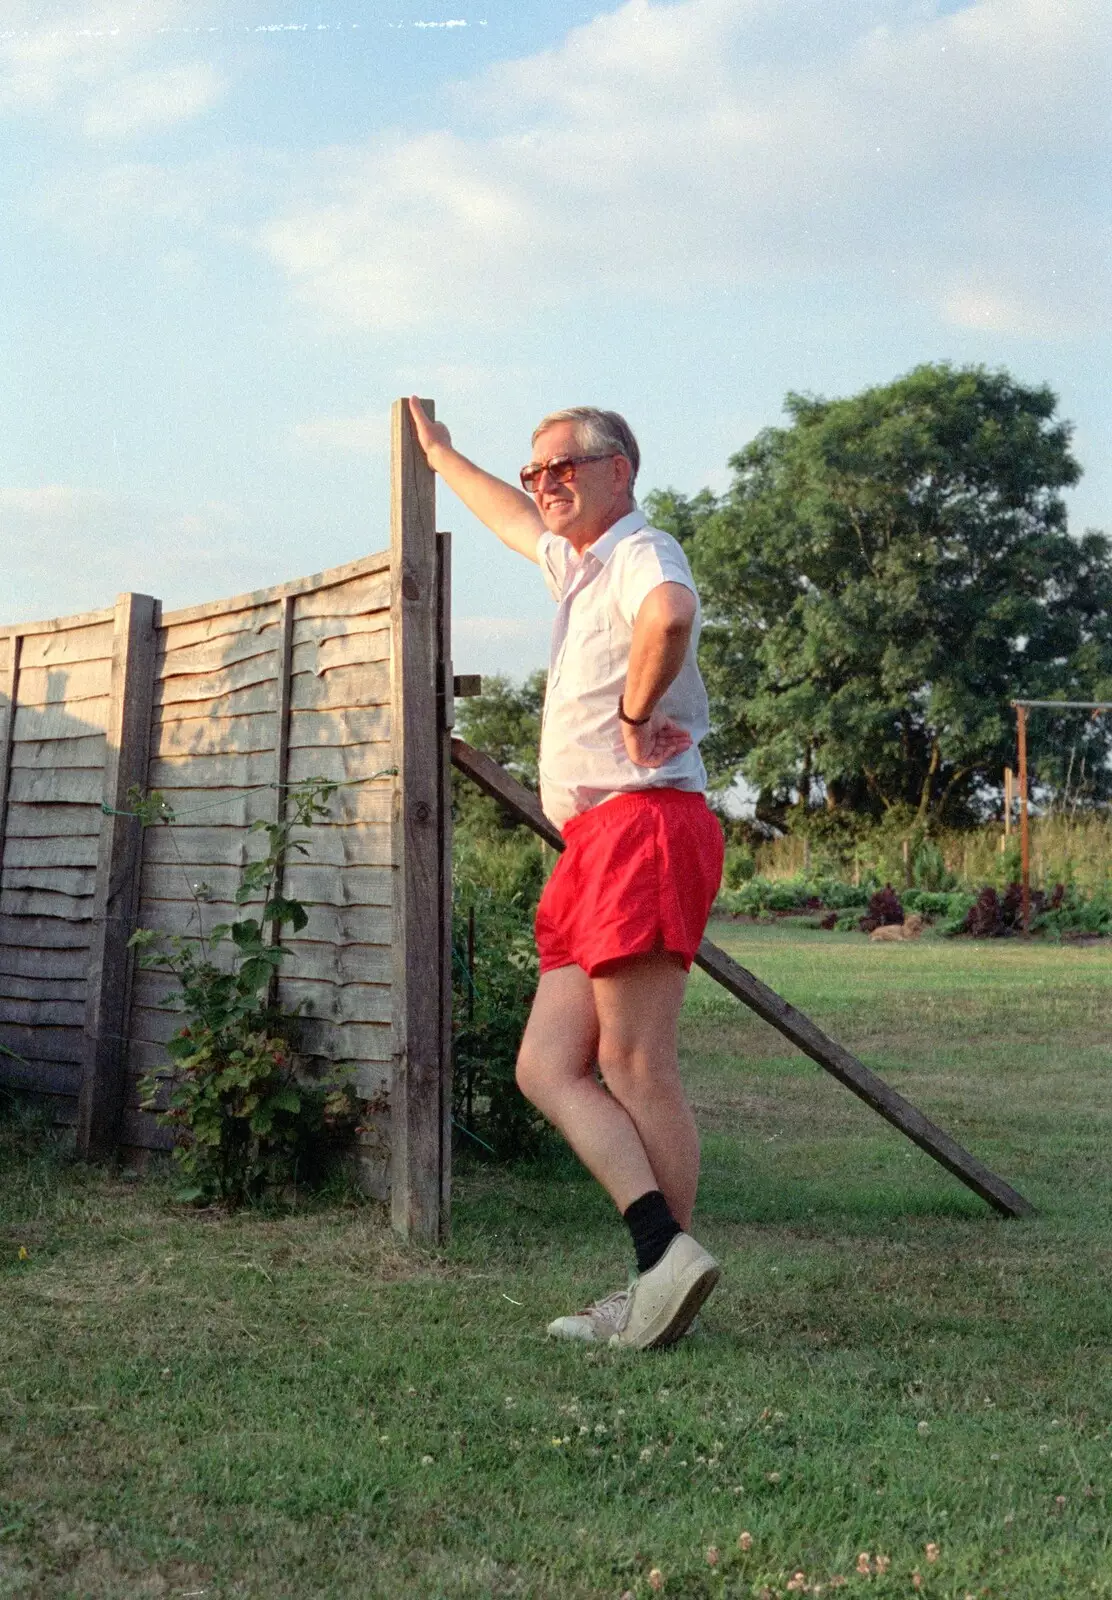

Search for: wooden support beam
xmin=390 ymin=397 xmax=446 ymax=1244
xmin=450 ymin=736 xmax=1036 ymax=1220
xmin=76 ymin=593 xmax=158 ymax=1160
xmin=691 ymin=940 xmax=1035 ymax=1217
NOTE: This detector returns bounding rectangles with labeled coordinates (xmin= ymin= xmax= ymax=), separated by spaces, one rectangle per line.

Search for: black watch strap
xmin=618 ymin=694 xmax=652 ymax=726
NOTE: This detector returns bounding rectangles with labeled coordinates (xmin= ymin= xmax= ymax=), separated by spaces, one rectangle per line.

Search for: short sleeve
xmin=613 ymin=528 xmax=698 ymax=629
xmin=536 ymin=531 xmax=569 ymax=602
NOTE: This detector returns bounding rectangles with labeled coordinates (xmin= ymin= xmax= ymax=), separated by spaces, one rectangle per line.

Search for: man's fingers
xmin=407 ymin=395 xmax=451 ymax=459
xmin=407 ymin=395 xmax=431 ymax=441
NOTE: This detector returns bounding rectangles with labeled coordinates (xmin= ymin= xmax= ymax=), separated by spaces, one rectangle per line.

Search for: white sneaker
xmin=610 ymin=1234 xmax=719 ymax=1350
xmin=547 ymin=1285 xmax=631 ymax=1343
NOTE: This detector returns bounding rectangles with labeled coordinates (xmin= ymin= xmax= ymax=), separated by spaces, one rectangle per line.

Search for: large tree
xmin=648 ymin=365 xmax=1112 ymax=826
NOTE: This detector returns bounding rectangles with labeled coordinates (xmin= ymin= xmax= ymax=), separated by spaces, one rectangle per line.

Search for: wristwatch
xmin=617 ymin=694 xmax=652 ymax=726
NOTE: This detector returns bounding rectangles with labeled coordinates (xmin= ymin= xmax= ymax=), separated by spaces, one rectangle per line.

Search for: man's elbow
xmin=656 ymin=587 xmax=697 ymax=636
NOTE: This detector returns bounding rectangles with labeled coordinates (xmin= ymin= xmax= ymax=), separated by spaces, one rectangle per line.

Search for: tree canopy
xmin=648 ymin=364 xmax=1112 ymax=827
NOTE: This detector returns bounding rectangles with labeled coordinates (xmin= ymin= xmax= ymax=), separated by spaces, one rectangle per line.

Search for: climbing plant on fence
xmin=130 ymin=778 xmax=361 ymax=1206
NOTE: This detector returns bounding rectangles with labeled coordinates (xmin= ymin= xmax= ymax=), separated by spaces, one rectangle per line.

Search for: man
xmin=408 ymin=396 xmax=724 ymax=1349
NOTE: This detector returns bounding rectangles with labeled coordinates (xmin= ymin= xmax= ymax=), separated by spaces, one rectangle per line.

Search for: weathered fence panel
xmin=0 ymin=399 xmax=451 ymax=1239
xmin=0 ymin=609 xmax=115 ymax=1120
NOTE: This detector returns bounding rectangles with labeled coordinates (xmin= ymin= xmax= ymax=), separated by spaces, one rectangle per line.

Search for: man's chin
xmin=543 ymin=506 xmax=578 ymax=534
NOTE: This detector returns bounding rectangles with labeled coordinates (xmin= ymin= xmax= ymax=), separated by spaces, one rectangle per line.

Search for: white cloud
xmin=83 ymin=61 xmax=224 ymax=138
xmin=0 ymin=1 xmax=227 ymax=136
xmin=258 ymin=0 xmax=1110 ymax=338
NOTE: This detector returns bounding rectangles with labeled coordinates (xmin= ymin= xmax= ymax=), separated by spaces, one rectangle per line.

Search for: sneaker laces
xmin=581 ymin=1285 xmax=632 ymax=1333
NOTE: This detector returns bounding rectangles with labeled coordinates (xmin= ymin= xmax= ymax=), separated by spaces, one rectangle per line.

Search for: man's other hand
xmin=621 ymin=709 xmax=694 ymax=768
xmin=408 ymin=396 xmax=452 ymax=464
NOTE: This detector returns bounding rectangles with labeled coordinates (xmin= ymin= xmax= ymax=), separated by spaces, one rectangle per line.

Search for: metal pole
xmin=1017 ymin=705 xmax=1030 ymax=935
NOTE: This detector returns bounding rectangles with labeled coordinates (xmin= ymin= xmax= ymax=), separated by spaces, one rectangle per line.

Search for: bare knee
xmin=597 ymin=1040 xmax=677 ymax=1105
xmin=515 ymin=1042 xmax=545 ymax=1108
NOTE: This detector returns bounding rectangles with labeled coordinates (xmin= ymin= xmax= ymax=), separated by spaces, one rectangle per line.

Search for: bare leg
xmin=592 ymin=951 xmax=698 ymax=1229
xmin=516 ymin=965 xmax=658 ymax=1212
xmin=516 ymin=952 xmax=698 ymax=1228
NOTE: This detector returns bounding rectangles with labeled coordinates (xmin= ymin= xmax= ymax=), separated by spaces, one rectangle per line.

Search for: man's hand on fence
xmin=621 ymin=709 xmax=694 ymax=769
xmin=408 ymin=396 xmax=452 ymax=466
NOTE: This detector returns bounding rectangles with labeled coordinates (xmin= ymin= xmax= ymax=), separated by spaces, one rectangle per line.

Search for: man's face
xmin=528 ymin=421 xmax=632 ymax=549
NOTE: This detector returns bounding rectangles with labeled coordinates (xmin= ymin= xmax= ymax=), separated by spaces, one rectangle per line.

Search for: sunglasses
xmin=519 ymin=453 xmax=616 ymax=493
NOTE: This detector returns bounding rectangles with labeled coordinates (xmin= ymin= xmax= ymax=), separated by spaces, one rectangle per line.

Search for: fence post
xmin=0 ymin=632 xmax=20 ymax=871
xmin=436 ymin=530 xmax=454 ymax=1238
xmin=76 ymin=592 xmax=158 ymax=1160
xmin=389 ymin=398 xmax=447 ymax=1243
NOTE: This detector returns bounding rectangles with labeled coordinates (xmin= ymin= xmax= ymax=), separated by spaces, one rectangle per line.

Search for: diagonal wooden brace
xmin=450 ymin=737 xmax=1036 ymax=1219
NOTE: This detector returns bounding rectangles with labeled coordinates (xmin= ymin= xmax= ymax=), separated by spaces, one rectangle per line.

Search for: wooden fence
xmin=0 ymin=399 xmax=451 ymax=1241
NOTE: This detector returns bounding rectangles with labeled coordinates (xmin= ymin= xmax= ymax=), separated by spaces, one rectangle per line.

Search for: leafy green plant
xmin=132 ymin=778 xmax=360 ymax=1207
xmin=452 ymin=840 xmax=550 ymax=1162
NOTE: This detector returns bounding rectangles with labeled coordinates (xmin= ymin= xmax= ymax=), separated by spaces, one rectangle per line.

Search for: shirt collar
xmin=580 ymin=506 xmax=646 ymax=567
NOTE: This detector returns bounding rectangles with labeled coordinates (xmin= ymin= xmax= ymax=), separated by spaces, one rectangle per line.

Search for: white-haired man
xmin=408 ymin=396 xmax=724 ymax=1349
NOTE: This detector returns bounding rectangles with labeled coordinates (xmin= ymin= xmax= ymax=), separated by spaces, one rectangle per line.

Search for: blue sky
xmin=3 ymin=0 xmax=1109 ymax=681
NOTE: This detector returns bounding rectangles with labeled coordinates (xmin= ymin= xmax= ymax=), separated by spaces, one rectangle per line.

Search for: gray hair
xmin=532 ymin=407 xmax=640 ymax=489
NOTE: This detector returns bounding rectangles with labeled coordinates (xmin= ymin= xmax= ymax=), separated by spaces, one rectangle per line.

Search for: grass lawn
xmin=3 ymin=921 xmax=1112 ymax=1599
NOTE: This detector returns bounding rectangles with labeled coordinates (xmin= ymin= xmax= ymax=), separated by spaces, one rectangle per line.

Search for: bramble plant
xmin=131 ymin=778 xmax=360 ymax=1207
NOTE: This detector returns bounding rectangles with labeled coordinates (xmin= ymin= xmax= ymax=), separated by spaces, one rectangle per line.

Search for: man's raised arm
xmin=408 ymin=396 xmax=544 ymax=563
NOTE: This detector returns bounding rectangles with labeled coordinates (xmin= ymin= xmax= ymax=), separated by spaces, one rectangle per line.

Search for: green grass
xmin=3 ymin=922 xmax=1112 ymax=1598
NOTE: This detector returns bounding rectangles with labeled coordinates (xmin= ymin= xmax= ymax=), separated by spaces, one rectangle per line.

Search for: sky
xmin=2 ymin=0 xmax=1109 ymax=681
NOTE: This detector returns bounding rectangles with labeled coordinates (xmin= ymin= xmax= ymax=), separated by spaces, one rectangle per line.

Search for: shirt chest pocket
xmin=560 ymin=605 xmax=613 ymax=696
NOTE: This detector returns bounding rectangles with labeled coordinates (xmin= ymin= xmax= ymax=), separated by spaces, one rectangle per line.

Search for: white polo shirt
xmin=536 ymin=508 xmax=710 ymax=829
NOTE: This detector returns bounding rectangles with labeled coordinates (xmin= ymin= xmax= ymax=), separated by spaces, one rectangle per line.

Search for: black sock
xmin=624 ymin=1189 xmax=683 ymax=1274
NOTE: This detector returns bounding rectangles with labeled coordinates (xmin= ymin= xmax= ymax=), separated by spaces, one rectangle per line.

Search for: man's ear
xmin=613 ymin=453 xmax=633 ymax=497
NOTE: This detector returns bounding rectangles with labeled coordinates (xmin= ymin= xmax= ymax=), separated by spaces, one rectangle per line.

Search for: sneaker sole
xmin=616 ymin=1259 xmax=720 ymax=1351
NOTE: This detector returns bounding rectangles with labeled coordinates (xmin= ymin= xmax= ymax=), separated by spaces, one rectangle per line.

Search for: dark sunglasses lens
xmin=521 ymin=456 xmax=575 ymax=492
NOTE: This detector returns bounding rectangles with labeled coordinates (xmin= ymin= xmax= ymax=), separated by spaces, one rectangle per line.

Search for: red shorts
xmin=535 ymin=788 xmax=724 ymax=978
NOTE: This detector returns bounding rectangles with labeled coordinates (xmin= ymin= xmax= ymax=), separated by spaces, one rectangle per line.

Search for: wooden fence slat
xmin=10 ymin=734 xmax=107 ymax=770
xmin=3 ymin=803 xmax=103 ymax=839
xmin=291 ymin=630 xmax=391 ymax=677
xmin=157 ymin=629 xmax=282 ymax=678
xmin=12 ymin=700 xmax=111 ymax=740
xmin=76 ymin=593 xmax=159 ymax=1160
xmin=0 ymin=914 xmax=94 ymax=949
xmin=154 ymin=651 xmax=279 ymax=706
xmin=0 ymin=888 xmax=95 ymax=921
xmin=15 ymin=659 xmax=113 ymax=706
xmin=2 ymin=867 xmax=97 ymax=897
xmin=153 ymin=681 xmax=280 ymax=720
xmin=449 ymin=736 xmax=1036 ymax=1221
xmin=291 ymin=612 xmax=390 ymax=647
xmin=151 ymin=711 xmax=277 ymax=758
xmin=0 ymin=1024 xmax=85 ymax=1065
xmin=0 ymin=633 xmax=20 ymax=872
xmin=7 ymin=769 xmax=106 ymax=805
xmin=286 ymin=708 xmax=391 ymax=749
xmin=18 ymin=622 xmax=114 ymax=670
xmin=0 ymin=1055 xmax=81 ymax=1094
xmin=389 ymin=397 xmax=445 ymax=1244
xmin=2 ymin=836 xmax=101 ymax=869
xmin=0 ymin=995 xmax=86 ymax=1026
xmin=0 ymin=946 xmax=89 ymax=980
xmin=289 ymin=661 xmax=391 ymax=712
xmin=158 ymin=604 xmax=281 ymax=654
